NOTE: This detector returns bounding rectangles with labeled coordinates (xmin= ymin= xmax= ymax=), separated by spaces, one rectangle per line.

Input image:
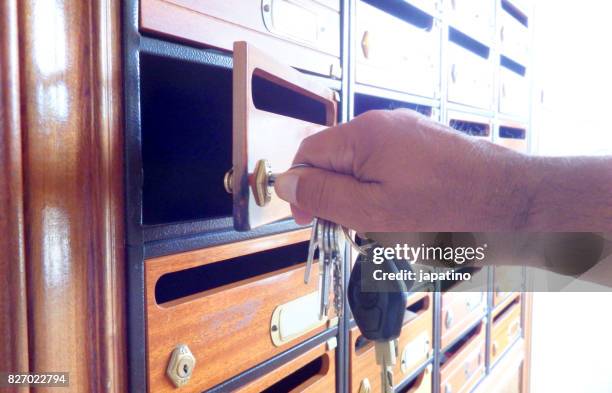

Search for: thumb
xmin=274 ymin=167 xmax=372 ymax=230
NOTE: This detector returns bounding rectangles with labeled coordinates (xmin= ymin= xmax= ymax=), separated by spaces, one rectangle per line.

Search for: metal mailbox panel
xmin=447 ymin=42 xmax=493 ymax=109
xmin=356 ymin=1 xmax=440 ymax=98
xmin=140 ymin=0 xmax=341 ymax=76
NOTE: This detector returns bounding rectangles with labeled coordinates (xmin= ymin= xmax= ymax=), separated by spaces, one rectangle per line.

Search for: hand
xmin=273 ymin=109 xmax=534 ymax=232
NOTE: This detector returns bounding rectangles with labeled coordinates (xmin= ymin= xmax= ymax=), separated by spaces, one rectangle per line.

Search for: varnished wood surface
xmin=235 ymin=344 xmax=336 ymax=393
xmin=492 ymin=292 xmax=520 ymax=318
xmin=17 ymin=0 xmax=126 ymax=392
xmin=140 ymin=0 xmax=341 ymax=76
xmin=440 ymin=291 xmax=486 ymax=349
xmin=349 ymin=292 xmax=433 ymax=393
xmin=145 ymin=233 xmax=334 ymax=393
xmin=473 ymin=341 xmax=524 ymax=393
xmin=440 ymin=321 xmax=486 ymax=393
xmin=233 ymin=41 xmax=337 ymax=229
xmin=146 ymin=228 xmax=310 ymax=273
xmin=0 ymin=1 xmax=29 ymax=391
xmin=490 ymin=299 xmax=522 ymax=365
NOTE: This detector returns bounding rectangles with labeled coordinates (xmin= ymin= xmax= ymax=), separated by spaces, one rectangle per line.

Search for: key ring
xmin=289 ymin=163 xmax=373 ymax=256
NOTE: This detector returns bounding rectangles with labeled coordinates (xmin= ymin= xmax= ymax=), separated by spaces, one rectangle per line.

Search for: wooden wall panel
xmin=14 ymin=0 xmax=126 ymax=392
xmin=0 ymin=1 xmax=29 ymax=392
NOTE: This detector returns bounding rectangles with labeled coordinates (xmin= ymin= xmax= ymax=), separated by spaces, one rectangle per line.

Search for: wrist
xmin=480 ymin=146 xmax=540 ymax=231
xmin=522 ymin=156 xmax=612 ymax=231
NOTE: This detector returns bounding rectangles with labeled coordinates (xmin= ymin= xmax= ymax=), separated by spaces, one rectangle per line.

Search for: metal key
xmin=304 ymin=217 xmax=321 ymax=284
xmin=303 ymin=217 xmax=344 ymax=319
xmin=348 ymin=246 xmax=410 ymax=393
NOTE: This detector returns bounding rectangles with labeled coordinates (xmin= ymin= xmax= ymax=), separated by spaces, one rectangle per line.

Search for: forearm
xmin=523 ymin=156 xmax=612 ymax=231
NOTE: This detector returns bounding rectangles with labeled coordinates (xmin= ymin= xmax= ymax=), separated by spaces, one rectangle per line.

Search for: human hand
xmin=274 ymin=109 xmax=533 ymax=232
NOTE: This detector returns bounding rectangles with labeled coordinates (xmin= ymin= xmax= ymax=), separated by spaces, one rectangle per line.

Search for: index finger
xmin=293 ymin=121 xmax=355 ymax=175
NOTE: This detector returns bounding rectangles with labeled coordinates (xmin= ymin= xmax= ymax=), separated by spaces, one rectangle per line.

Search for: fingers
xmin=275 ymin=166 xmax=374 ymax=230
xmin=293 ymin=122 xmax=355 ymax=175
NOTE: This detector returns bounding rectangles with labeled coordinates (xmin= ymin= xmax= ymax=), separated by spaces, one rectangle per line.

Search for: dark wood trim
xmin=16 ymin=0 xmax=126 ymax=391
xmin=0 ymin=1 xmax=29 ymax=392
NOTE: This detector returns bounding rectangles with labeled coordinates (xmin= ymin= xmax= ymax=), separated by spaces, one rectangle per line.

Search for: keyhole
xmin=178 ymin=361 xmax=191 ymax=378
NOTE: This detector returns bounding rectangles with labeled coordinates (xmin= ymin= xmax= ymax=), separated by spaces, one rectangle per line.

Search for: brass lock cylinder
xmin=224 ymin=159 xmax=276 ymax=207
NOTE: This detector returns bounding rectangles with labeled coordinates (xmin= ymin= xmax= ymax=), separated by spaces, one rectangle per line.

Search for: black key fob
xmin=348 ymin=247 xmax=408 ymax=341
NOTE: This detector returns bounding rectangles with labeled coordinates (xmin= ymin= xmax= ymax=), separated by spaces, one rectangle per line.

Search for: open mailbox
xmin=226 ymin=41 xmax=338 ymax=231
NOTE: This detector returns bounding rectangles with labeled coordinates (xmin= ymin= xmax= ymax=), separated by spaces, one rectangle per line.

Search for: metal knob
xmin=166 ymin=344 xmax=196 ymax=388
xmin=358 ymin=378 xmax=372 ymax=393
xmin=450 ymin=64 xmax=457 ymax=83
xmin=445 ymin=310 xmax=454 ymax=329
xmin=361 ymin=31 xmax=370 ymax=59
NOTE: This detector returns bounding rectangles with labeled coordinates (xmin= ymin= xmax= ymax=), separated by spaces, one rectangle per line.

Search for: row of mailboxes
xmin=145 ymin=237 xmax=523 ymax=392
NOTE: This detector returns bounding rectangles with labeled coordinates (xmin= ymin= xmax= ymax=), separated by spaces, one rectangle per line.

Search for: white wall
xmin=531 ymin=0 xmax=612 ymax=156
xmin=530 ymin=1 xmax=612 ymax=392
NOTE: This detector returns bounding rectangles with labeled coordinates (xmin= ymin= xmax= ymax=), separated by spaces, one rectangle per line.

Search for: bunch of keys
xmin=287 ymin=164 xmax=410 ymax=392
xmin=304 ymin=217 xmax=345 ymax=319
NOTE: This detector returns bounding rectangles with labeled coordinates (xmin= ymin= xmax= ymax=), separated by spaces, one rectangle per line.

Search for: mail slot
xmin=350 ymin=292 xmax=433 ymax=392
xmin=490 ymin=297 xmax=522 ymax=365
xmin=499 ymin=62 xmax=529 ymax=118
xmin=140 ymin=42 xmax=337 ymax=230
xmin=496 ymin=122 xmax=528 ymax=153
xmin=356 ymin=1 xmax=440 ymax=98
xmin=447 ymin=38 xmax=493 ymax=110
xmin=144 ymin=231 xmax=338 ymax=393
xmin=499 ymin=2 xmax=529 ymax=64
xmin=397 ymin=365 xmax=433 ymax=393
xmin=140 ymin=0 xmax=341 ymax=77
xmin=447 ymin=111 xmax=492 ymax=140
xmin=235 ymin=342 xmax=337 ymax=393
xmin=354 ymin=93 xmax=434 ymax=118
xmin=440 ymin=267 xmax=487 ymax=349
xmin=493 ymin=266 xmax=523 ymax=307
xmin=440 ymin=321 xmax=486 ymax=393
xmin=444 ymin=0 xmax=494 ymax=45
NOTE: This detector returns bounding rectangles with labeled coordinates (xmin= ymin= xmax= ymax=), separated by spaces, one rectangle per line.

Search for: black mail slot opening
xmin=261 ymin=354 xmax=329 ymax=392
xmin=450 ymin=119 xmax=490 ymax=137
xmin=404 ymin=295 xmax=429 ymax=324
xmin=363 ymin=0 xmax=434 ymax=31
xmin=499 ymin=126 xmax=526 ymax=139
xmin=155 ymin=241 xmax=309 ymax=305
xmin=251 ymin=69 xmax=329 ymax=125
xmin=440 ymin=322 xmax=483 ymax=365
xmin=354 ymin=93 xmax=432 ymax=117
xmin=493 ymin=296 xmax=520 ymax=323
xmin=449 ymin=27 xmax=490 ymax=59
xmin=397 ymin=369 xmax=428 ymax=393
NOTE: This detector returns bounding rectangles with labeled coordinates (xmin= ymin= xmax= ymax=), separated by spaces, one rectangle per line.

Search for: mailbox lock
xmin=223 ymin=159 xmax=273 ymax=206
xmin=224 ymin=159 xmax=305 ymax=207
xmin=166 ymin=344 xmax=196 ymax=388
xmin=252 ymin=159 xmax=274 ymax=206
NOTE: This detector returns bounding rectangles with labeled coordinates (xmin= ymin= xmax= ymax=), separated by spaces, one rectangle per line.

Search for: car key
xmin=348 ymin=247 xmax=409 ymax=393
